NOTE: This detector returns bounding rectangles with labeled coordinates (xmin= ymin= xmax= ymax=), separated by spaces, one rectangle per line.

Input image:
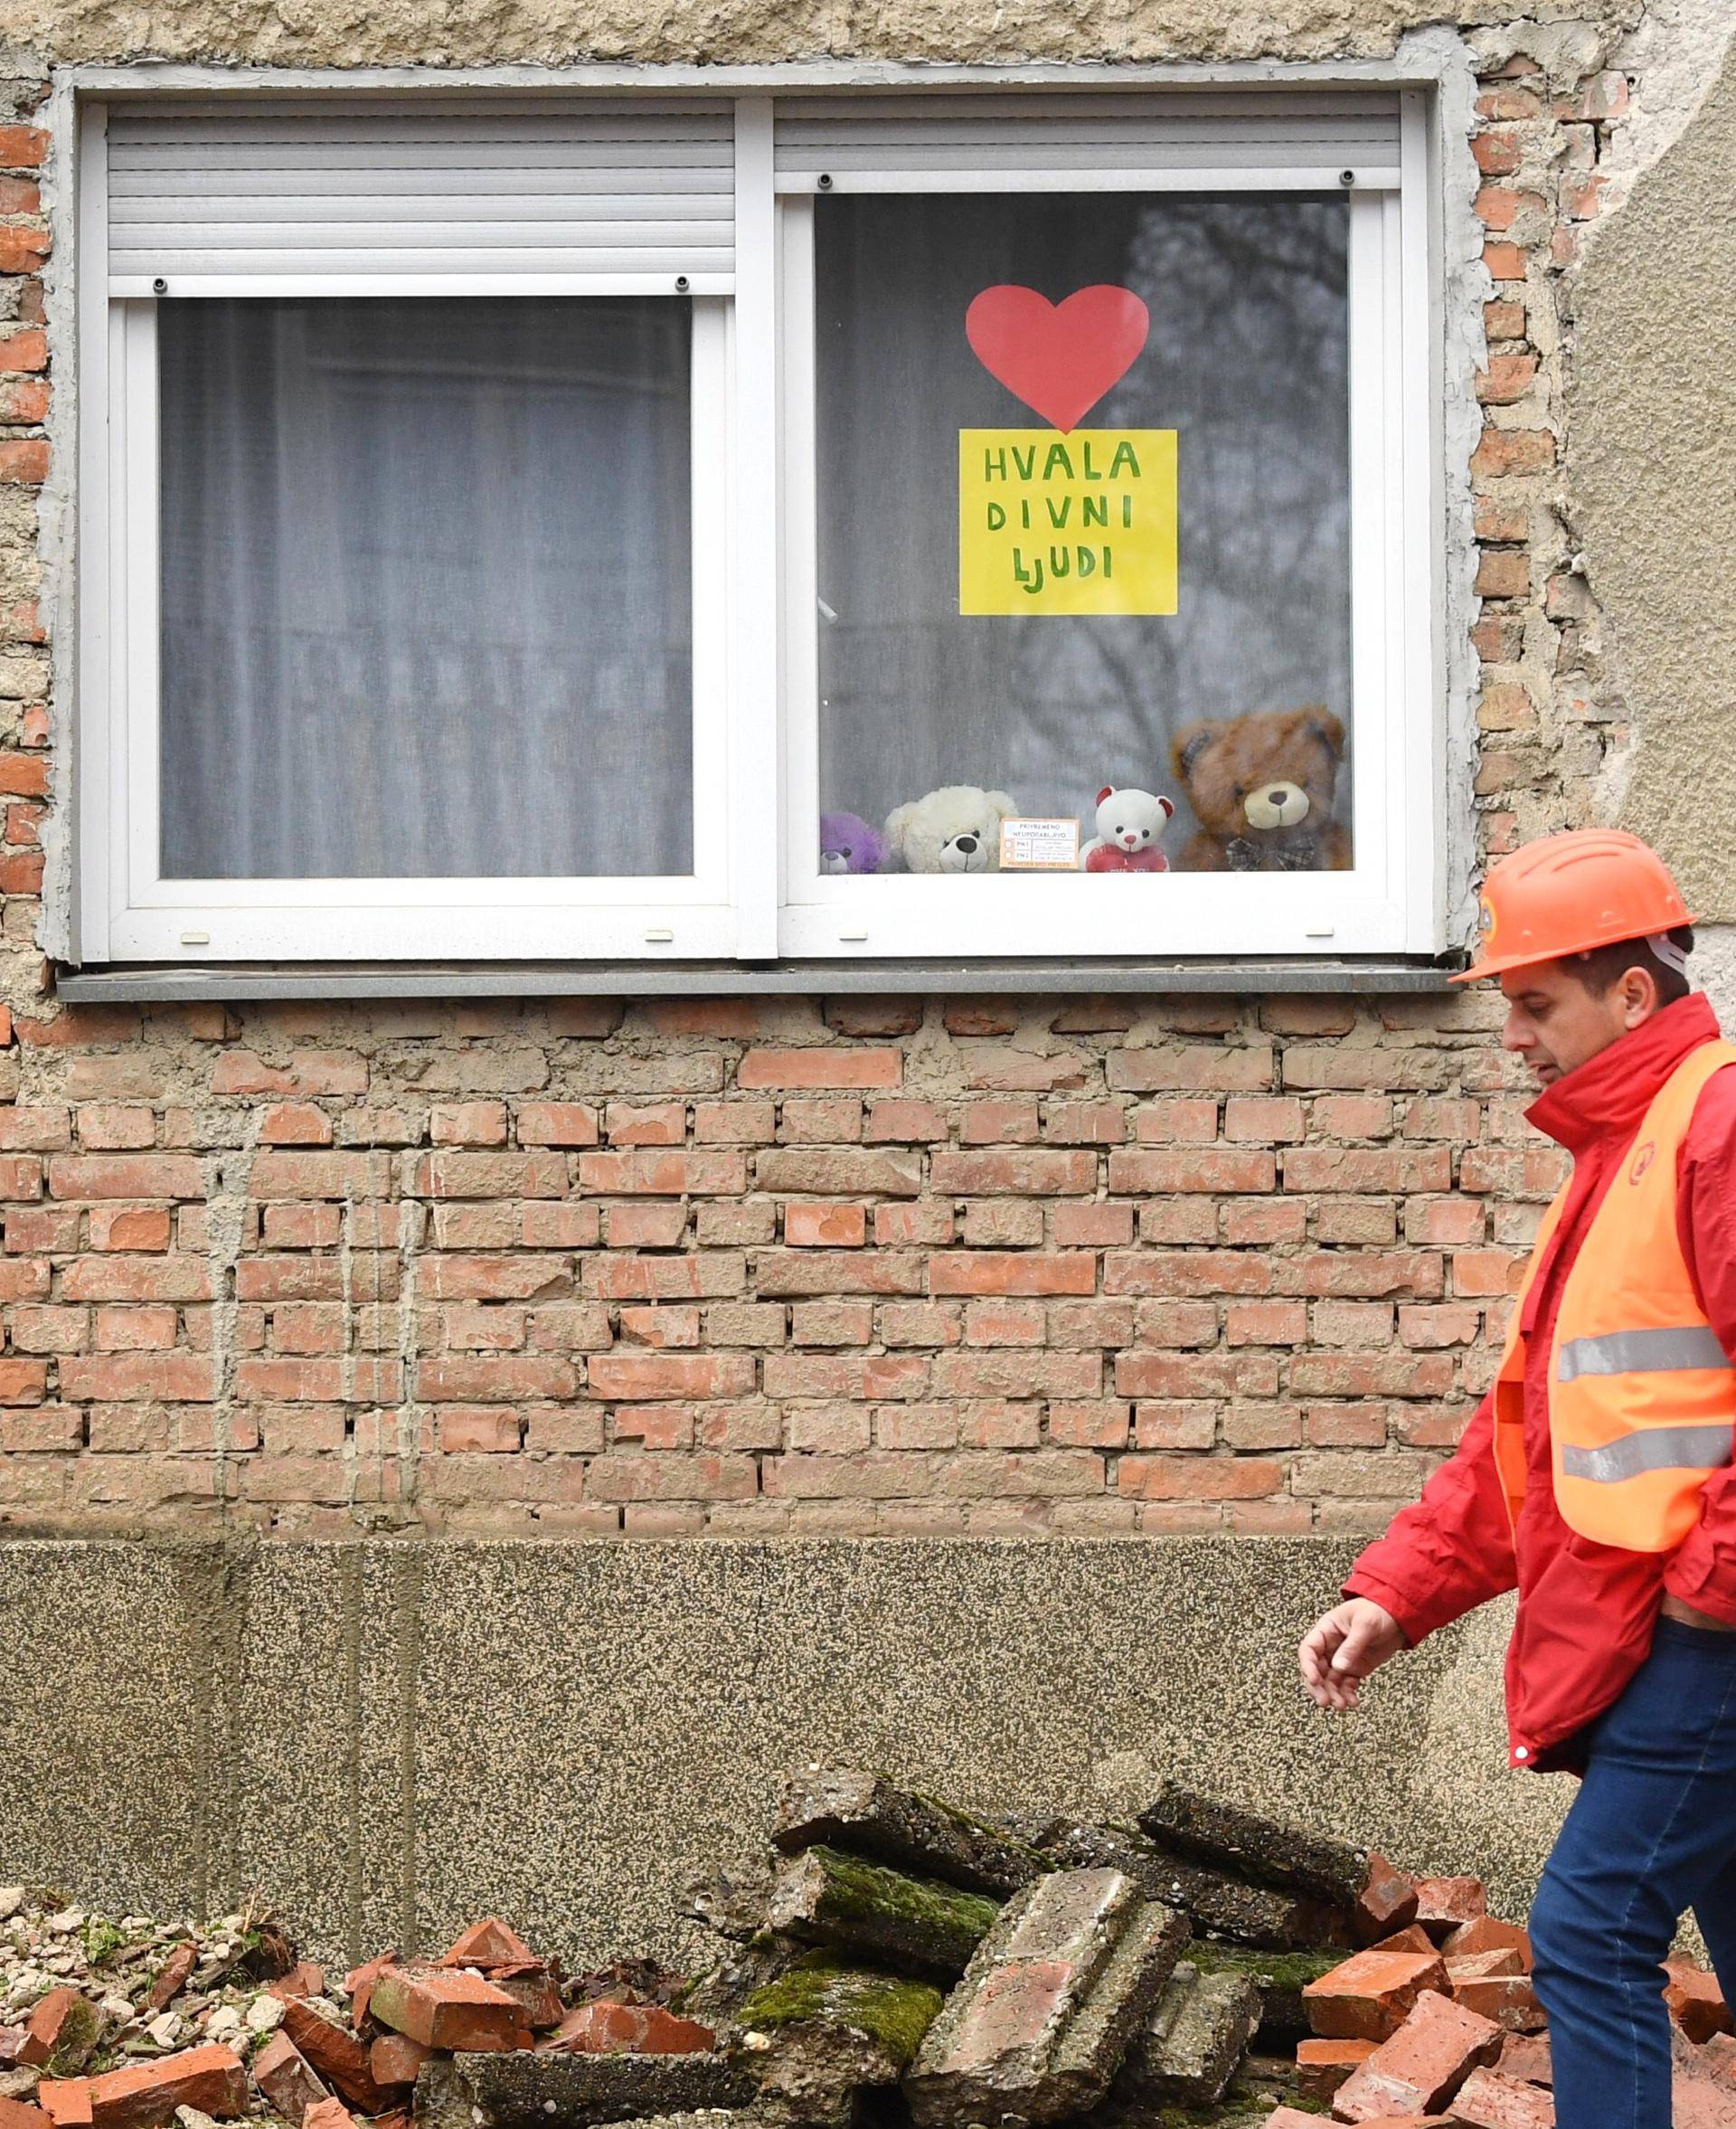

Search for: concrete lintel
xmin=62 ymin=54 xmax=1464 ymax=97
xmin=55 ymin=957 xmax=1461 ymax=1001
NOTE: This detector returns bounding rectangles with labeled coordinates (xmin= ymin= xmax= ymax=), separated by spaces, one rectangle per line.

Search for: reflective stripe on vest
xmin=1491 ymin=1036 xmax=1736 ymax=1554
xmin=1558 ymin=1326 xmax=1736 ymax=1382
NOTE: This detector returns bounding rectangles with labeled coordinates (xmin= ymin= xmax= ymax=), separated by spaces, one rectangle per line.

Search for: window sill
xmin=55 ymin=956 xmax=1463 ymax=1003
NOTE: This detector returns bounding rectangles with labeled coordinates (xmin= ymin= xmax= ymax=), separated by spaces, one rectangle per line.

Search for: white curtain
xmin=158 ymin=297 xmax=694 ymax=880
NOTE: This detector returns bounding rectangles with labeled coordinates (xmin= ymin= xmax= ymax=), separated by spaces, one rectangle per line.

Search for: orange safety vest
xmin=1492 ymin=1038 xmax=1736 ymax=1553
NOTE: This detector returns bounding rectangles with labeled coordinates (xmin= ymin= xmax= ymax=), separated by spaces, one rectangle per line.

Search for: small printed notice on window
xmin=958 ymin=430 xmax=1179 ymax=617
xmin=999 ymin=817 xmax=1080 ymax=871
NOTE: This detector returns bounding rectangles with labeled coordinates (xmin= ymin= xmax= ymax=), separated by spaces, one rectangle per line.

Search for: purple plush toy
xmin=819 ymin=811 xmax=887 ymax=875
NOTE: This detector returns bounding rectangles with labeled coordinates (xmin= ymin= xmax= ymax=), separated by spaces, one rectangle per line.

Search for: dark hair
xmin=1571 ymin=924 xmax=1694 ymax=1007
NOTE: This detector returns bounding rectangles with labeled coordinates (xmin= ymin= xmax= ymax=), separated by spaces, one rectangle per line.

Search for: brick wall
xmin=0 ymin=32 xmax=1662 ymax=1538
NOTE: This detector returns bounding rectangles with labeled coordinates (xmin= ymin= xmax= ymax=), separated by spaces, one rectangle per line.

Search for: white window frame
xmin=73 ymin=85 xmax=1444 ymax=968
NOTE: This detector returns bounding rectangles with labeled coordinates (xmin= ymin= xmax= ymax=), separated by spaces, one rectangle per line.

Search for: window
xmin=76 ymin=85 xmax=1440 ymax=967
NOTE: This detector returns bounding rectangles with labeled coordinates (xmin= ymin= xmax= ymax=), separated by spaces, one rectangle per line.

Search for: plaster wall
xmin=0 ymin=1535 xmax=1567 ymax=1963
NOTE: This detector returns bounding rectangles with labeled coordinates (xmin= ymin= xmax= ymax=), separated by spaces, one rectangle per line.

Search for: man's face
xmin=1500 ymin=958 xmax=1653 ymax=1089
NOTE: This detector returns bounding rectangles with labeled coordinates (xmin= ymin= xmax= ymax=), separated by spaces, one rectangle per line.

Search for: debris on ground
xmin=5 ymin=1770 xmax=1736 ymax=2129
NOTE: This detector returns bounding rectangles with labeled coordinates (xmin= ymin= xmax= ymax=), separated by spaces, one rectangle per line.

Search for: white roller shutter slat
xmin=106 ymin=99 xmax=736 ymax=291
xmin=773 ymin=90 xmax=1402 ymax=192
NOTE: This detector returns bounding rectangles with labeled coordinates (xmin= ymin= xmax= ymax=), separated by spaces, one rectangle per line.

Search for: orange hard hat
xmin=1453 ymin=828 xmax=1695 ymax=982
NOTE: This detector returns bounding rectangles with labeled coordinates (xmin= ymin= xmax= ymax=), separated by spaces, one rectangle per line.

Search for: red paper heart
xmin=965 ymin=284 xmax=1151 ymax=432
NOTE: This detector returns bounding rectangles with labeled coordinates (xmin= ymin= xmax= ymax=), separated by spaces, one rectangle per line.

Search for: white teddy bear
xmin=883 ymin=786 xmax=1019 ymax=874
xmin=1080 ymin=785 xmax=1175 ymax=873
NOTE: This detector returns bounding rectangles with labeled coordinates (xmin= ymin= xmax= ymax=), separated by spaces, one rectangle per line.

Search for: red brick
xmin=260 ymin=1103 xmax=333 ymax=1147
xmin=1052 ymin=1203 xmax=1134 ymax=1247
xmin=932 ymin=1150 xmax=1098 ymax=1195
xmin=1117 ymin=1455 xmax=1282 ymax=1500
xmin=605 ymin=1101 xmax=687 ymax=1146
xmin=1446 ymin=2067 xmax=1554 ymax=2128
xmin=546 ymin=2001 xmax=715 ymax=2055
xmin=52 ymin=2046 xmax=248 ymax=2129
xmin=929 ymin=1253 xmax=1095 ymax=1297
xmin=1666 ymin=1957 xmax=1731 ymax=2045
xmin=1358 ymin=1855 xmax=1422 ymax=1944
xmin=250 ymin=2034 xmax=329 ymax=2123
xmin=0 ymin=329 xmax=42 ymax=376
xmin=1296 ymin=2037 xmax=1377 ymax=2105
xmin=1333 ymin=1989 xmax=1503 ymax=2121
xmin=1442 ymin=1917 xmax=1533 ymax=1969
xmin=587 ymin=1352 xmax=755 ymax=1401
xmin=430 ymin=1102 xmax=507 ymax=1146
xmin=1108 ymin=1148 xmax=1274 ymax=1193
xmin=48 ymin=1155 xmax=203 ymax=1200
xmin=576 ymin=1151 xmax=745 ymax=1196
xmin=212 ymin=1050 xmax=367 ymax=1097
xmin=368 ymin=1970 xmax=529 ymax=2053
xmin=738 ymin=1048 xmax=901 ymax=1090
xmin=278 ymin=2004 xmax=396 ymax=2112
xmin=1495 ymin=2032 xmax=1550 ymax=2085
xmin=1415 ymin=1878 xmax=1487 ymax=1941
xmin=0 ymin=128 xmax=48 ymax=167
xmin=785 ymin=1202 xmax=867 ymax=1248
xmin=1305 ymin=1947 xmax=1451 ymax=2040
xmin=866 ymin=1099 xmax=948 ymax=1142
xmin=514 ymin=1102 xmax=599 ymax=1147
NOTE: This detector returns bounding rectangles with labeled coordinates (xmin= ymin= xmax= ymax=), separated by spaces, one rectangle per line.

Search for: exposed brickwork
xmin=0 ymin=33 xmax=1669 ymax=1538
xmin=0 ymin=989 xmax=1567 ymax=1539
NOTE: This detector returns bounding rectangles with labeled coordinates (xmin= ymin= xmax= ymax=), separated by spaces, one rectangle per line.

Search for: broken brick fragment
xmin=300 ymin=2101 xmax=355 ymax=2129
xmin=1357 ymin=1856 xmax=1421 ymax=1946
xmin=1445 ymin=2064 xmax=1555 ymax=2127
xmin=1295 ymin=2036 xmax=1376 ymax=2104
xmin=1332 ymin=1989 xmax=1504 ymax=2122
xmin=1496 ymin=2032 xmax=1552 ymax=2086
xmin=340 ymin=1954 xmax=399 ymax=2031
xmin=1448 ymin=1949 xmax=1524 ymax=1984
xmin=278 ymin=2002 xmax=395 ymax=2115
xmin=1414 ymin=1878 xmax=1488 ymax=1942
xmin=1304 ymin=1947 xmax=1449 ymax=2041
xmin=367 ymin=2037 xmax=430 ymax=2090
xmin=439 ymin=1921 xmax=537 ymax=1973
xmin=543 ymin=2003 xmax=715 ymax=2058
xmin=1442 ymin=1917 xmax=1533 ymax=1970
xmin=145 ymin=1951 xmax=197 ymax=2017
xmin=1035 ymin=1821 xmax=1341 ymax=1951
xmin=367 ymin=1972 xmax=531 ymax=2055
xmin=42 ymin=2046 xmax=246 ymax=2129
xmin=251 ymin=2034 xmax=329 ymax=2124
xmin=20 ymin=1996 xmax=95 ymax=2074
xmin=266 ymin=1963 xmax=326 ymax=2005
xmin=1667 ymin=1956 xmax=1733 ymax=2045
xmin=486 ymin=1970 xmax=563 ymax=2033
xmin=0 ymin=2100 xmax=47 ymax=2129
xmin=1374 ymin=1926 xmax=1443 ymax=1958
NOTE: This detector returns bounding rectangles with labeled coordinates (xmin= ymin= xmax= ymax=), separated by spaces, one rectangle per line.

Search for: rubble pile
xmin=3 ymin=1771 xmax=1736 ymax=2129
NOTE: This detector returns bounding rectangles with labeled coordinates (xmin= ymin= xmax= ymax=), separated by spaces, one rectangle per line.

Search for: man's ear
xmin=1618 ymin=961 xmax=1662 ymax=1029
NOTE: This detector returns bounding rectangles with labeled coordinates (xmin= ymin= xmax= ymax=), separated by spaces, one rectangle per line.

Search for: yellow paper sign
xmin=958 ymin=428 xmax=1178 ymax=618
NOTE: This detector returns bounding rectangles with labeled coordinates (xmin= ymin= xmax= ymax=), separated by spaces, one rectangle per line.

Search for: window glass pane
xmin=814 ymin=194 xmax=1352 ymax=879
xmin=158 ymin=297 xmax=693 ymax=880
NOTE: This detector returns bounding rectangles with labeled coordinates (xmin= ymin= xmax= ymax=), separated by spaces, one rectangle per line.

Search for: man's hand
xmin=1298 ymin=1599 xmax=1406 ymax=1710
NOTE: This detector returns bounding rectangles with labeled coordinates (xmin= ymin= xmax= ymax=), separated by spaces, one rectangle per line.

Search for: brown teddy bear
xmin=1169 ymin=706 xmax=1352 ymax=873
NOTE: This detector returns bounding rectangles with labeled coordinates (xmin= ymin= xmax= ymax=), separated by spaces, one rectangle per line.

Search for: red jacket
xmin=1344 ymin=994 xmax=1736 ymax=1772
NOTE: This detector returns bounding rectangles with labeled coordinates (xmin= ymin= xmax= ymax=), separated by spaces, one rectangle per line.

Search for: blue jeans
xmin=1531 ymin=1619 xmax=1736 ymax=2129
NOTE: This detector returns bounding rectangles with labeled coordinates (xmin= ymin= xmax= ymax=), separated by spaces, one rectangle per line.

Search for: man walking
xmin=1298 ymin=828 xmax=1736 ymax=2129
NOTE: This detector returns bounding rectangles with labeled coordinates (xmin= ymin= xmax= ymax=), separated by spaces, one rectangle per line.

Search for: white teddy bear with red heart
xmin=1080 ymin=785 xmax=1175 ymax=873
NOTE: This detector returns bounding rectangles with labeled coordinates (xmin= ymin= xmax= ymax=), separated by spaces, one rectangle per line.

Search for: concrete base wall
xmin=0 ymin=1537 xmax=1568 ymax=1966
